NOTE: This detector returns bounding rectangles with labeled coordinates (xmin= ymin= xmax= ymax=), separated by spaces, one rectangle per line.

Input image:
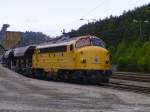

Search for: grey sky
xmin=0 ymin=0 xmax=149 ymax=37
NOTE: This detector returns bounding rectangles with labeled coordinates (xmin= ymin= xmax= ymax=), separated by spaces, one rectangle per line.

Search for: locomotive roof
xmin=37 ymin=35 xmax=93 ymax=49
xmin=37 ymin=41 xmax=74 ymax=49
xmin=14 ymin=45 xmax=35 ymax=57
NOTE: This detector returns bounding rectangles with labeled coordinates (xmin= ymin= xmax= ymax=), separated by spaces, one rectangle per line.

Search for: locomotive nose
xmin=94 ymin=47 xmax=111 ymax=69
xmin=76 ymin=46 xmax=111 ymax=70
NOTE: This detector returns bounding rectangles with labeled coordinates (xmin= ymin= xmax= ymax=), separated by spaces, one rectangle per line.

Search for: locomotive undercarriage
xmin=27 ymin=69 xmax=111 ymax=84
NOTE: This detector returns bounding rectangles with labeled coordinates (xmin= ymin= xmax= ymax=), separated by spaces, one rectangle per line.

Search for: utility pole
xmin=133 ymin=19 xmax=149 ymax=41
xmin=80 ymin=18 xmax=97 ymax=35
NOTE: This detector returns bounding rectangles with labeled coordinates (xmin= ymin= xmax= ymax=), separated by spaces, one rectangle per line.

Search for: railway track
xmin=3 ymin=65 xmax=150 ymax=94
xmin=103 ymin=82 xmax=150 ymax=94
xmin=107 ymin=72 xmax=150 ymax=94
xmin=112 ymin=72 xmax=150 ymax=82
xmin=20 ymin=71 xmax=150 ymax=94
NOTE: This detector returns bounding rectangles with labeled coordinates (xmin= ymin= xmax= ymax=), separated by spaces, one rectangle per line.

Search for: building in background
xmin=1 ymin=31 xmax=22 ymax=50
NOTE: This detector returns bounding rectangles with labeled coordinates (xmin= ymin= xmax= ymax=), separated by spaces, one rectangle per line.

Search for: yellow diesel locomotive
xmin=32 ymin=35 xmax=112 ymax=83
xmin=3 ymin=35 xmax=112 ymax=83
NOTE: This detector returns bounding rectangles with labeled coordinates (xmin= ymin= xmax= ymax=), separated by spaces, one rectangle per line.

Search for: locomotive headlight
xmin=106 ymin=52 xmax=110 ymax=64
xmin=105 ymin=60 xmax=109 ymax=64
xmin=107 ymin=52 xmax=111 ymax=60
xmin=93 ymin=56 xmax=100 ymax=64
xmin=81 ymin=58 xmax=86 ymax=63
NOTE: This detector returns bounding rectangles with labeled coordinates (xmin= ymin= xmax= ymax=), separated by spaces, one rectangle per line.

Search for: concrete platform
xmin=0 ymin=64 xmax=150 ymax=112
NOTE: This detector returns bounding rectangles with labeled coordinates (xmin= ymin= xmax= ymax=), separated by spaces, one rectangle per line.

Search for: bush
xmin=117 ymin=57 xmax=127 ymax=71
xmin=137 ymin=57 xmax=146 ymax=72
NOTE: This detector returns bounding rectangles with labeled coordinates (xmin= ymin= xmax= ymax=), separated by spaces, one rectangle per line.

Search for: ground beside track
xmin=0 ymin=65 xmax=150 ymax=112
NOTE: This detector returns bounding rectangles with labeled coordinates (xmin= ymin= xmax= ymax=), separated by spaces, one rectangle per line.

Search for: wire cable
xmin=82 ymin=0 xmax=107 ymax=18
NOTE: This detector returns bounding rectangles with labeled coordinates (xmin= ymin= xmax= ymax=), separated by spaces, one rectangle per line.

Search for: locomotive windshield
xmin=75 ymin=37 xmax=91 ymax=48
xmin=75 ymin=36 xmax=106 ymax=48
xmin=91 ymin=37 xmax=106 ymax=48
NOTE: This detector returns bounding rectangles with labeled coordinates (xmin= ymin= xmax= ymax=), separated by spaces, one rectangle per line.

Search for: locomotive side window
xmin=39 ymin=45 xmax=67 ymax=53
xmin=70 ymin=44 xmax=73 ymax=51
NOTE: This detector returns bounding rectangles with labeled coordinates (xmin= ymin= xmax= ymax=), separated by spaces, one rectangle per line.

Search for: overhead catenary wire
xmin=81 ymin=0 xmax=107 ymax=18
xmin=63 ymin=0 xmax=108 ymax=27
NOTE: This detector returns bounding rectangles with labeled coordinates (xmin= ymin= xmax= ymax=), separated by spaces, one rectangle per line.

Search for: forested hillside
xmin=17 ymin=31 xmax=51 ymax=47
xmin=67 ymin=4 xmax=150 ymax=72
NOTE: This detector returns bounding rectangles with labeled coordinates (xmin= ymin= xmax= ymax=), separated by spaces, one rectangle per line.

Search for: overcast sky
xmin=0 ymin=0 xmax=149 ymax=37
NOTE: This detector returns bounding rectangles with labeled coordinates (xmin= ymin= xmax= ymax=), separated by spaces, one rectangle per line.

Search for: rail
xmin=112 ymin=72 xmax=150 ymax=82
xmin=104 ymin=82 xmax=150 ymax=94
xmin=107 ymin=72 xmax=150 ymax=94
